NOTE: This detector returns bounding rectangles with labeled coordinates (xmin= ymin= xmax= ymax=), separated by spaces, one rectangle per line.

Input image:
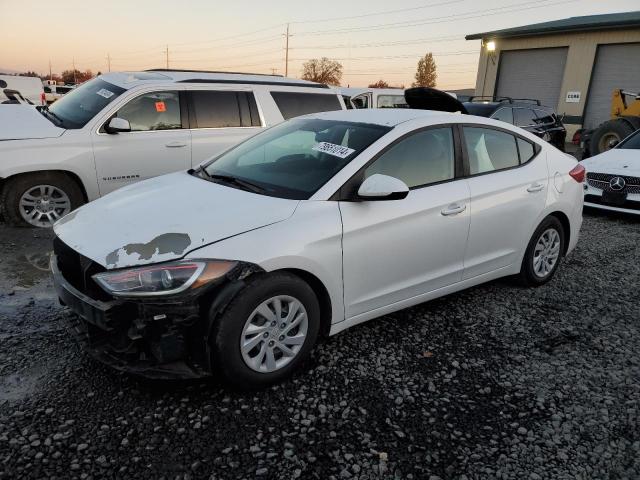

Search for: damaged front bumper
xmin=50 ymin=253 xmax=255 ymax=380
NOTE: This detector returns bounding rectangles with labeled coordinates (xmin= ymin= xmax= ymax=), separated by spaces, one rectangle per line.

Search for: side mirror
xmin=357 ymin=174 xmax=409 ymax=201
xmin=607 ymin=139 xmax=619 ymax=149
xmin=105 ymin=117 xmax=131 ymax=134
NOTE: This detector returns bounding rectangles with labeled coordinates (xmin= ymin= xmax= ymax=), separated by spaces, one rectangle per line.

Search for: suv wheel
xmin=1 ymin=172 xmax=84 ymax=228
xmin=212 ymin=272 xmax=320 ymax=389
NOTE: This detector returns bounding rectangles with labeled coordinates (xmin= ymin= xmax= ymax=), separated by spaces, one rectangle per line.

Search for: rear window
xmin=271 ymin=92 xmax=342 ymax=120
xmin=190 ymin=91 xmax=260 ymax=128
xmin=513 ymin=108 xmax=538 ymax=127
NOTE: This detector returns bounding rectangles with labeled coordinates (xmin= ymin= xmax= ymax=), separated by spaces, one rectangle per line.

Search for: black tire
xmin=211 ymin=272 xmax=320 ymax=389
xmin=518 ymin=216 xmax=565 ymax=287
xmin=589 ymin=119 xmax=635 ymax=155
xmin=1 ymin=172 xmax=85 ymax=228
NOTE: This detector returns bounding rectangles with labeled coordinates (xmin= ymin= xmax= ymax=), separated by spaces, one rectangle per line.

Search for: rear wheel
xmin=212 ymin=272 xmax=320 ymax=389
xmin=1 ymin=172 xmax=84 ymax=227
xmin=518 ymin=216 xmax=565 ymax=286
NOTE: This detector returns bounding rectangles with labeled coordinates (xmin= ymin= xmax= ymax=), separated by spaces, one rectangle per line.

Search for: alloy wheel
xmin=240 ymin=295 xmax=308 ymax=373
xmin=532 ymin=228 xmax=561 ymax=278
xmin=18 ymin=184 xmax=71 ymax=227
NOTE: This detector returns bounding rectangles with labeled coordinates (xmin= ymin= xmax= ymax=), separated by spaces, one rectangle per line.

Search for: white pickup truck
xmin=0 ymin=70 xmax=345 ymax=227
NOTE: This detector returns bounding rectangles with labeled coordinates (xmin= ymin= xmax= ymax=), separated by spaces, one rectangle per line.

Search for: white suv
xmin=0 ymin=70 xmax=345 ymax=227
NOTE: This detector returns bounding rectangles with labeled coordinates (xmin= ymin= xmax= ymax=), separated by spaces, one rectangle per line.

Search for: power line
xmin=289 ymin=0 xmax=465 ymax=24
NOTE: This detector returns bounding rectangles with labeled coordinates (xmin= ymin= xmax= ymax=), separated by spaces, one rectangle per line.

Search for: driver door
xmin=92 ymin=90 xmax=191 ymax=195
xmin=339 ymin=127 xmax=471 ymax=319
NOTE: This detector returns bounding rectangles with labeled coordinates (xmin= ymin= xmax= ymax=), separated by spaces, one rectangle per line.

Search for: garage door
xmin=495 ymin=48 xmax=568 ymax=109
xmin=583 ymin=43 xmax=640 ymax=129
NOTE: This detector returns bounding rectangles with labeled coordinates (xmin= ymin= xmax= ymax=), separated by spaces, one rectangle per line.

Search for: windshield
xmin=203 ymin=118 xmax=391 ymax=199
xmin=377 ymin=95 xmax=408 ymax=108
xmin=618 ymin=129 xmax=640 ymax=150
xmin=47 ymin=78 xmax=126 ymax=129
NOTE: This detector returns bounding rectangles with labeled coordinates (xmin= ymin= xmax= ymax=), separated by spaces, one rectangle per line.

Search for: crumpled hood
xmin=582 ymin=149 xmax=640 ymax=177
xmin=54 ymin=171 xmax=300 ymax=269
xmin=0 ymin=105 xmax=65 ymax=140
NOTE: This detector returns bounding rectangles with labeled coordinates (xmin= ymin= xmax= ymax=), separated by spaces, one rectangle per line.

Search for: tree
xmin=301 ymin=57 xmax=343 ymax=86
xmin=368 ymin=80 xmax=389 ymax=88
xmin=61 ymin=69 xmax=94 ymax=85
xmin=412 ymin=53 xmax=437 ymax=88
xmin=19 ymin=71 xmax=41 ymax=78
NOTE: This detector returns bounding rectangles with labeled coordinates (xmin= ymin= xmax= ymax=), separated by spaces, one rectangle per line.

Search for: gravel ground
xmin=0 ymin=211 xmax=639 ymax=480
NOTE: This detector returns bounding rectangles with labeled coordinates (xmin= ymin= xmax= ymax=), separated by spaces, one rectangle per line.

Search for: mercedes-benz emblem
xmin=609 ymin=176 xmax=626 ymax=191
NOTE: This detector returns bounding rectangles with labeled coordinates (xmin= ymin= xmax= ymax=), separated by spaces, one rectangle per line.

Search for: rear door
xmin=461 ymin=125 xmax=547 ymax=279
xmin=188 ymin=89 xmax=263 ymax=166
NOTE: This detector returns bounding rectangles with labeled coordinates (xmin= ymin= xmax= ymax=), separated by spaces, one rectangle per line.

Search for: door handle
xmin=165 ymin=141 xmax=187 ymax=148
xmin=527 ymin=183 xmax=545 ymax=193
xmin=441 ymin=203 xmax=466 ymax=216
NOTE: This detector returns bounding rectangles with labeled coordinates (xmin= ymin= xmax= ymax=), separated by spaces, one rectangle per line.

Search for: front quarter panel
xmin=185 ymin=200 xmax=345 ymax=325
xmin=0 ymin=130 xmax=99 ymax=200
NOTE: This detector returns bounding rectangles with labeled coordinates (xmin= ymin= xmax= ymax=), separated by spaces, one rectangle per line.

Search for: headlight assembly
xmin=92 ymin=260 xmax=237 ymax=297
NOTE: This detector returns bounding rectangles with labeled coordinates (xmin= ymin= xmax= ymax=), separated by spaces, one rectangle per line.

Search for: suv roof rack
xmin=467 ymin=96 xmax=542 ymax=106
xmin=145 ymin=68 xmax=283 ymax=77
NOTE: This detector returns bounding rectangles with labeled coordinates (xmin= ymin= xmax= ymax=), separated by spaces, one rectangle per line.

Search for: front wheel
xmin=1 ymin=172 xmax=84 ymax=227
xmin=211 ymin=272 xmax=320 ymax=389
xmin=518 ymin=216 xmax=565 ymax=286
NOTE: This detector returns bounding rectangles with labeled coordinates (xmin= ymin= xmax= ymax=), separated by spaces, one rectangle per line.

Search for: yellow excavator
xmin=578 ymin=89 xmax=640 ymax=158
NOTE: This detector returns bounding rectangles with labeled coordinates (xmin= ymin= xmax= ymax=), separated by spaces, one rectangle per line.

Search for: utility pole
xmin=106 ymin=53 xmax=111 ymax=72
xmin=72 ymin=57 xmax=76 ymax=84
xmin=48 ymin=60 xmax=52 ymax=81
xmin=165 ymin=45 xmax=169 ymax=70
xmin=284 ymin=23 xmax=291 ymax=77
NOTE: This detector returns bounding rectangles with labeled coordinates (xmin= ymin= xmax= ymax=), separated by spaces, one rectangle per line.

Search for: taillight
xmin=571 ymin=131 xmax=581 ymax=145
xmin=569 ymin=164 xmax=585 ymax=183
xmin=40 ymin=92 xmax=46 ymax=105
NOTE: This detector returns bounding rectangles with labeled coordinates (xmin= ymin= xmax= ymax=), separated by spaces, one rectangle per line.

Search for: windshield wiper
xmin=202 ymin=170 xmax=267 ymax=194
xmin=40 ymin=105 xmax=65 ymax=127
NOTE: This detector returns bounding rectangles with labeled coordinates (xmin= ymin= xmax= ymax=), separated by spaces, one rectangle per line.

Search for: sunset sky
xmin=1 ymin=0 xmax=638 ymax=89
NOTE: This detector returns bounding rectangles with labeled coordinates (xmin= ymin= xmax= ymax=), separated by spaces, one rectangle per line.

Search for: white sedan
xmin=51 ymin=109 xmax=584 ymax=388
xmin=582 ymin=129 xmax=640 ymax=215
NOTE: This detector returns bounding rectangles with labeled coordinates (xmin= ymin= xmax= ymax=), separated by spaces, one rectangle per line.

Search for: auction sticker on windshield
xmin=312 ymin=142 xmax=355 ymax=159
xmin=96 ymin=89 xmax=114 ymax=99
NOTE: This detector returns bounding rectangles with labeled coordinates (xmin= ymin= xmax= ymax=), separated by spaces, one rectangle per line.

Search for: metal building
xmin=466 ymin=11 xmax=640 ymax=137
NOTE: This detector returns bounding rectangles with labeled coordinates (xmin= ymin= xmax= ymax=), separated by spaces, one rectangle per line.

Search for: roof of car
xmin=338 ymin=87 xmax=406 ymax=96
xmin=98 ymin=70 xmax=328 ymax=89
xmin=305 ymin=108 xmax=460 ymax=127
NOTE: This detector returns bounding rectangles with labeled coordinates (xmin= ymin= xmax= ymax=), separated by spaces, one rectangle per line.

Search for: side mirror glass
xmin=105 ymin=117 xmax=131 ymax=134
xmin=608 ymin=139 xmax=619 ymax=149
xmin=357 ymin=174 xmax=409 ymax=201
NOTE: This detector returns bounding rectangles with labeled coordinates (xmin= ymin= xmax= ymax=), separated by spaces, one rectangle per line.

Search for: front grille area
xmin=586 ymin=172 xmax=640 ymax=194
xmin=53 ymin=237 xmax=110 ymax=300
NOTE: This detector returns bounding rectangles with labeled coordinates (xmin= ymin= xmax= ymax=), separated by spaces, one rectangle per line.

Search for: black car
xmin=463 ymin=97 xmax=567 ymax=151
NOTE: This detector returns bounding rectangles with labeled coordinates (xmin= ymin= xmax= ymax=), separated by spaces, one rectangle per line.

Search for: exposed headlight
xmin=93 ymin=260 xmax=236 ymax=297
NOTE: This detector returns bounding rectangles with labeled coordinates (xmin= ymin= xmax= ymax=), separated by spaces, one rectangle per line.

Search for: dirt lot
xmin=0 ymin=211 xmax=639 ymax=480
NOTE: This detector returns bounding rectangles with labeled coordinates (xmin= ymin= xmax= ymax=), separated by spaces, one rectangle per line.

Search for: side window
xmin=364 ymin=128 xmax=455 ymax=188
xmin=491 ymin=107 xmax=513 ymax=124
xmin=463 ymin=127 xmax=519 ymax=174
xmin=271 ymin=92 xmax=342 ymax=120
xmin=377 ymin=95 xmax=407 ymax=108
xmin=513 ymin=108 xmax=537 ymax=127
xmin=517 ymin=138 xmax=535 ymax=163
xmin=351 ymin=94 xmax=369 ymax=109
xmin=116 ymin=91 xmax=181 ymax=131
xmin=191 ymin=91 xmax=242 ymax=128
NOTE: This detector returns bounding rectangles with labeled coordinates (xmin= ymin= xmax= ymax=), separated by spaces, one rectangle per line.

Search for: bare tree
xmin=301 ymin=58 xmax=343 ymax=86
xmin=61 ymin=69 xmax=94 ymax=85
xmin=412 ymin=53 xmax=437 ymax=88
xmin=368 ymin=80 xmax=389 ymax=88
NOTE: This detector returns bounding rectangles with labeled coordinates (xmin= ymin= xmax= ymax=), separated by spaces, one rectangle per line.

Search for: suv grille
xmin=53 ymin=237 xmax=110 ymax=301
xmin=586 ymin=172 xmax=640 ymax=194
